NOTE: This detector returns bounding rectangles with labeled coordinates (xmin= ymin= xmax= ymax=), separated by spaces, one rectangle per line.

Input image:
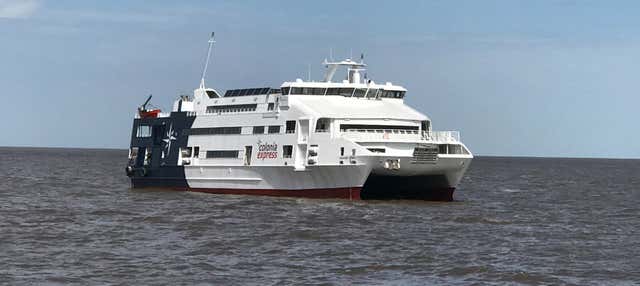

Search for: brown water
xmin=1 ymin=147 xmax=638 ymax=285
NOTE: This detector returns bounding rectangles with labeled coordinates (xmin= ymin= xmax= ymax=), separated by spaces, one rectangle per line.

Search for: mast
xmin=200 ymin=32 xmax=216 ymax=90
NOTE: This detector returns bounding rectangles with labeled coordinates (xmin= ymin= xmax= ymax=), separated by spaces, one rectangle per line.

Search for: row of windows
xmin=182 ymin=147 xmax=294 ymax=159
xmin=206 ymin=104 xmax=258 ymax=114
xmin=252 ymin=126 xmax=281 ymax=134
xmin=182 ymin=147 xmax=239 ymax=159
xmin=186 ymin=127 xmax=242 ymax=135
xmin=184 ymin=125 xmax=287 ymax=136
xmin=206 ymin=150 xmax=240 ymax=158
xmin=281 ymin=87 xmax=405 ymax=98
xmin=438 ymin=144 xmax=469 ymax=155
xmin=223 ymin=88 xmax=280 ymax=97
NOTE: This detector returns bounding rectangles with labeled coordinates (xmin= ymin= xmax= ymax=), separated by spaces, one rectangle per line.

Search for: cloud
xmin=0 ymin=0 xmax=39 ymax=19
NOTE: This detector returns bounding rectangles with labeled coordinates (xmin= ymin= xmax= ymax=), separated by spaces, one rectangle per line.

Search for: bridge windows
xmin=284 ymin=86 xmax=404 ymax=98
xmin=366 ymin=89 xmax=380 ymax=98
xmin=379 ymin=90 xmax=405 ymax=98
xmin=339 ymin=88 xmax=354 ymax=97
xmin=290 ymin=87 xmax=327 ymax=95
xmin=353 ymin=88 xmax=367 ymax=98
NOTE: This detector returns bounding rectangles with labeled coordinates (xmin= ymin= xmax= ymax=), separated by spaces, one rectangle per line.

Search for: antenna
xmin=200 ymin=32 xmax=216 ymax=89
xmin=307 ymin=64 xmax=311 ymax=81
xmin=329 ymin=47 xmax=334 ymax=61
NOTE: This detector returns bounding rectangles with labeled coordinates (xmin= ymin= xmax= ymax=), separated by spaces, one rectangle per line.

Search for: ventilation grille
xmin=412 ymin=144 xmax=438 ymax=164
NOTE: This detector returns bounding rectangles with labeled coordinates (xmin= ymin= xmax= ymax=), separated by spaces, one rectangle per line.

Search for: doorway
xmin=244 ymin=146 xmax=252 ymax=165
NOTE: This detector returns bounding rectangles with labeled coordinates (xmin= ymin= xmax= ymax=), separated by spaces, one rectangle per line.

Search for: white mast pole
xmin=200 ymin=32 xmax=216 ymax=90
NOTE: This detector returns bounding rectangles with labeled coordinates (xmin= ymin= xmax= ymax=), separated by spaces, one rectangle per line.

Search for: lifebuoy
xmin=125 ymin=166 xmax=134 ymax=177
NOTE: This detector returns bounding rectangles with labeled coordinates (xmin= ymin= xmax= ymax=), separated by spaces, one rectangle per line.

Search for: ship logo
xmin=162 ymin=123 xmax=177 ymax=159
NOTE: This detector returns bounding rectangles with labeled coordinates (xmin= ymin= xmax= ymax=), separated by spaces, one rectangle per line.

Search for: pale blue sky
xmin=1 ymin=0 xmax=638 ymax=158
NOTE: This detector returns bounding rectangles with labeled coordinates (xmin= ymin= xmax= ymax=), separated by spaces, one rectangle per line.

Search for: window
xmin=311 ymin=88 xmax=326 ymax=95
xmin=206 ymin=90 xmax=219 ymax=98
xmin=193 ymin=146 xmax=200 ymax=158
xmin=421 ymin=121 xmax=431 ymax=132
xmin=283 ymin=145 xmax=293 ymax=158
xmin=286 ymin=121 xmax=296 ymax=133
xmin=281 ymin=87 xmax=290 ymax=95
xmin=253 ymin=126 xmax=265 ymax=134
xmin=206 ymin=150 xmax=239 ymax=158
xmin=326 ymin=88 xmax=341 ymax=95
xmin=187 ymin=127 xmax=242 ymax=135
xmin=293 ymin=87 xmax=326 ymax=95
xmin=136 ymin=125 xmax=151 ymax=137
xmin=315 ymin=118 xmax=329 ymax=132
xmin=339 ymin=88 xmax=354 ymax=97
xmin=365 ymin=89 xmax=379 ymax=98
xmin=267 ymin=103 xmax=275 ymax=111
xmin=367 ymin=148 xmax=385 ymax=153
xmin=448 ymin=144 xmax=463 ymax=154
xmin=268 ymin=125 xmax=281 ymax=134
xmin=223 ymin=88 xmax=272 ymax=97
xmin=353 ymin=88 xmax=367 ymax=98
xmin=340 ymin=147 xmax=344 ymax=156
xmin=438 ymin=144 xmax=447 ymax=154
xmin=181 ymin=147 xmax=192 ymax=157
xmin=379 ymin=90 xmax=406 ymax=99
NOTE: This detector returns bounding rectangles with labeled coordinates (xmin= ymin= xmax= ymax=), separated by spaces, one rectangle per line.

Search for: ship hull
xmin=130 ymin=160 xmax=466 ymax=201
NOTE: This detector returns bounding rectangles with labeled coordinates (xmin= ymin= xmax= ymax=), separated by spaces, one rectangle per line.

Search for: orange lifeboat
xmin=138 ymin=109 xmax=161 ymax=119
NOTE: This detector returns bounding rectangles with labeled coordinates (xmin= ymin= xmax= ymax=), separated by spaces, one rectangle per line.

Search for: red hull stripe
xmin=183 ymin=187 xmax=363 ymax=200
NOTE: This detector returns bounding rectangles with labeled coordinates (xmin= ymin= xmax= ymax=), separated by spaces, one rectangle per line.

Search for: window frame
xmin=268 ymin=125 xmax=281 ymax=134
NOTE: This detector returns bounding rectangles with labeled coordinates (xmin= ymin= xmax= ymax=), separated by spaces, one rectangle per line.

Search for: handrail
xmin=340 ymin=129 xmax=460 ymax=142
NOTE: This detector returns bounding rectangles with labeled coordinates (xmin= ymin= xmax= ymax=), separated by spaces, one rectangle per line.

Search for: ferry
xmin=126 ymin=33 xmax=473 ymax=200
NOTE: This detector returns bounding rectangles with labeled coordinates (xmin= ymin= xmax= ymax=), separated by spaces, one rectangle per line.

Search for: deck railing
xmin=340 ymin=129 xmax=460 ymax=143
xmin=426 ymin=131 xmax=460 ymax=143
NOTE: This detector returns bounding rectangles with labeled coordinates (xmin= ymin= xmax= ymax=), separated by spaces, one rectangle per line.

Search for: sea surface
xmin=0 ymin=147 xmax=638 ymax=285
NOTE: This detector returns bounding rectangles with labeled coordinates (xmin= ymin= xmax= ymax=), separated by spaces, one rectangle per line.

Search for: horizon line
xmin=1 ymin=145 xmax=638 ymax=160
